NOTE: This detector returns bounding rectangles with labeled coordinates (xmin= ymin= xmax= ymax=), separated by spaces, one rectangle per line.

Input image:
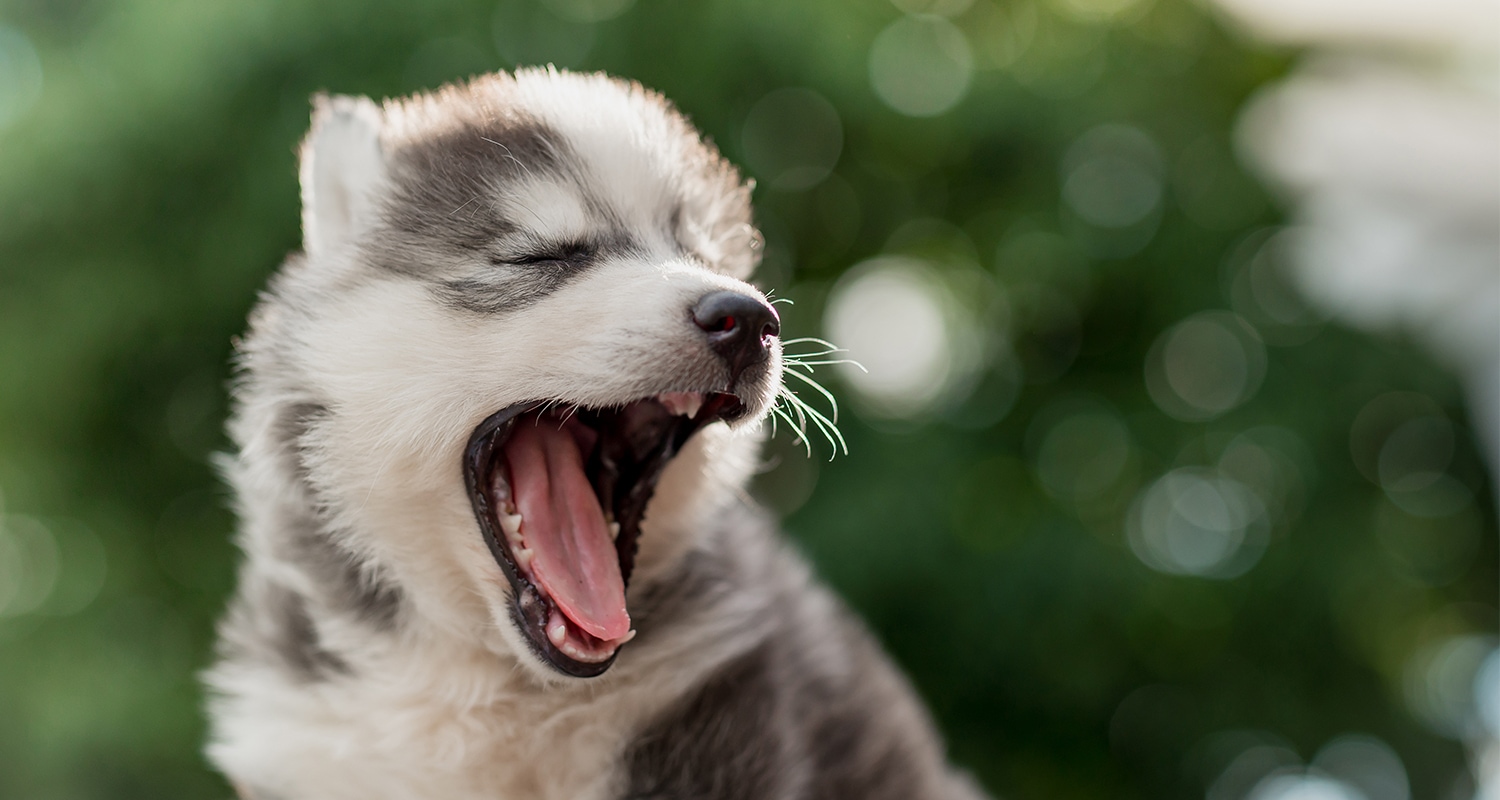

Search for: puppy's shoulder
xmin=621 ymin=509 xmax=987 ymax=800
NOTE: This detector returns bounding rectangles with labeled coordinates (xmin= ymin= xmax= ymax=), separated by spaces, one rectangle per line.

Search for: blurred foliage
xmin=0 ymin=0 xmax=1494 ymax=798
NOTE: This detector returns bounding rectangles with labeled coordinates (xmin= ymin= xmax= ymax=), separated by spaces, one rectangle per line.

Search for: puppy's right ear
xmin=300 ymin=94 xmax=387 ymax=260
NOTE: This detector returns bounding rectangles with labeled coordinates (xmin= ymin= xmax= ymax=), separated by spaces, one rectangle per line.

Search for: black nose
xmin=691 ymin=290 xmax=780 ymax=386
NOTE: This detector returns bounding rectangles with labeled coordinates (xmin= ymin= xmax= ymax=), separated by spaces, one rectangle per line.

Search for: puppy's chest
xmin=293 ymin=679 xmax=647 ymax=800
xmin=471 ymin=709 xmax=627 ymax=800
xmin=444 ymin=700 xmax=639 ymax=800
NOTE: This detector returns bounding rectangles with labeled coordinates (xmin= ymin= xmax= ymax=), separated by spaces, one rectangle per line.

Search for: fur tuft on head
xmin=301 ymin=94 xmax=388 ymax=260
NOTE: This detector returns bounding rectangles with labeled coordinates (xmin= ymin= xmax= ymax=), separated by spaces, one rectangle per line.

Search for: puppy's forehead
xmin=372 ymin=70 xmax=758 ymax=280
xmin=386 ymin=88 xmax=681 ymax=240
xmin=519 ymin=79 xmax=683 ymax=224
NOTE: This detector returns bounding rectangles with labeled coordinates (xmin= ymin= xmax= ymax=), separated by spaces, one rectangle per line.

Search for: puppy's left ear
xmin=299 ymin=94 xmax=387 ymax=260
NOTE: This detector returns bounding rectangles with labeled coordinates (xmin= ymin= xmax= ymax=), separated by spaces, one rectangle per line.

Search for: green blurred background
xmin=0 ymin=0 xmax=1494 ymax=798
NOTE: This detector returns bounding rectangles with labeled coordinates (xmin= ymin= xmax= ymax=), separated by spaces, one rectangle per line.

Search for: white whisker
xmin=780 ymin=368 xmax=841 ymax=424
xmin=784 ymin=357 xmax=867 ymax=372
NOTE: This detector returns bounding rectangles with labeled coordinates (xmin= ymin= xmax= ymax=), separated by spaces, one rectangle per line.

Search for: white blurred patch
xmin=868 ymin=15 xmax=974 ymax=117
xmin=1233 ymin=52 xmax=1500 ymax=496
xmin=824 ymin=257 xmax=979 ymax=418
xmin=1206 ymin=0 xmax=1498 ymax=51
xmin=1248 ymin=774 xmax=1367 ymax=800
xmin=1209 ymin=744 xmax=1304 ymax=800
xmin=1209 ymin=734 xmax=1410 ymax=800
xmin=1406 ymin=635 xmax=1498 ymax=739
xmin=1312 ymin=735 xmax=1411 ymax=800
xmin=1127 ymin=467 xmax=1269 ymax=578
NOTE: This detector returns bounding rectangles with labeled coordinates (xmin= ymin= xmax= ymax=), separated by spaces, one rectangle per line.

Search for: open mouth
xmin=463 ymin=392 xmax=746 ymax=677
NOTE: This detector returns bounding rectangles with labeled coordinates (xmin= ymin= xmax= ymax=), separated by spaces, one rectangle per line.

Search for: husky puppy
xmin=205 ymin=68 xmax=986 ymax=800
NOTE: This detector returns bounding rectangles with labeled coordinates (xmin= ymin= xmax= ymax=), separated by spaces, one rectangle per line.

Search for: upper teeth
xmin=659 ymin=391 xmax=703 ymax=418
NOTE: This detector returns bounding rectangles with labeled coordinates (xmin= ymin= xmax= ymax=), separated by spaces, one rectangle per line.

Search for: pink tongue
xmin=504 ymin=420 xmax=630 ymax=641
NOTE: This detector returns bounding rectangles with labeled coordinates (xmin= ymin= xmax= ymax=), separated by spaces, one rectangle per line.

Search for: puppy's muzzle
xmin=692 ymin=290 xmax=780 ymax=389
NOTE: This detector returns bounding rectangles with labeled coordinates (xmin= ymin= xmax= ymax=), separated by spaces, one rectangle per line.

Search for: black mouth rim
xmin=462 ymin=394 xmax=744 ymax=678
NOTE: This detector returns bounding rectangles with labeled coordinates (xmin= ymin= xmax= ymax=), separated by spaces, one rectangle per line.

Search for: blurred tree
xmin=0 ymin=0 xmax=1492 ymax=798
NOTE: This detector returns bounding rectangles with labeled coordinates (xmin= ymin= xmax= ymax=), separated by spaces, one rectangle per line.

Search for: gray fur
xmin=624 ymin=645 xmax=799 ymax=799
xmin=206 ymin=69 xmax=986 ymax=800
xmin=623 ymin=505 xmax=986 ymax=800
xmin=267 ymin=583 xmax=351 ymax=681
xmin=369 ymin=108 xmax=663 ymax=314
xmin=216 ymin=577 xmax=348 ymax=684
xmin=282 ymin=515 xmax=403 ymax=631
xmin=270 ymin=401 xmax=325 ymax=490
xmin=265 ymin=399 xmax=403 ymax=630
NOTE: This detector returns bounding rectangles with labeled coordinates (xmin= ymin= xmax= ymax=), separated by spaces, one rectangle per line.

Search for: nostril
xmin=761 ymin=318 xmax=780 ymax=341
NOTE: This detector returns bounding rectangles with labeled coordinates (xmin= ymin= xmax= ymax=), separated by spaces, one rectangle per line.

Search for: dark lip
xmin=462 ymin=394 xmax=744 ymax=678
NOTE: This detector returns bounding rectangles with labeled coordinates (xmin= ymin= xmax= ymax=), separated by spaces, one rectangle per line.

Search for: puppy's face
xmin=280 ymin=71 xmax=779 ymax=678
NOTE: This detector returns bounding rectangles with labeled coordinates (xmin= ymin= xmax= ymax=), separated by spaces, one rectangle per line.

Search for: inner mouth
xmin=463 ymin=391 xmax=746 ymax=677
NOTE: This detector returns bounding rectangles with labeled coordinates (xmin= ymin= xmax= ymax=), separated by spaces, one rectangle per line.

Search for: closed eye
xmin=495 ymin=240 xmax=597 ymax=268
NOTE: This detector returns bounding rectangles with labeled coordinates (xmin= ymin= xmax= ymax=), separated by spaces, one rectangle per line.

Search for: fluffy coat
xmin=205 ymin=68 xmax=987 ymax=800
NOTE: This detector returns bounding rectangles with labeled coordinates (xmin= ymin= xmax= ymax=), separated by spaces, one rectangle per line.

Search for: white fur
xmin=208 ymin=71 xmax=784 ymax=799
xmin=300 ymin=95 xmax=387 ymax=262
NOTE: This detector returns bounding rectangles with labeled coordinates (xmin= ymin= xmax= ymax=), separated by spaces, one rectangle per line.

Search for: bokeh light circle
xmin=825 ymin=257 xmax=976 ymax=418
xmin=0 ymin=515 xmax=59 ymax=616
xmin=1310 ymin=735 xmax=1410 ymax=800
xmin=1217 ymin=426 xmax=1313 ymax=527
xmin=868 ymin=15 xmax=974 ymax=117
xmin=1061 ymin=124 xmax=1165 ymax=255
xmin=1376 ymin=415 xmax=1454 ymax=492
xmin=1031 ymin=400 xmax=1134 ymax=507
xmin=1348 ymin=392 xmax=1474 ymax=517
xmin=1145 ymin=311 xmax=1267 ymax=421
xmin=741 ymin=88 xmax=843 ymax=191
xmin=1404 ymin=634 xmax=1496 ymax=738
xmin=1477 ymin=648 xmax=1500 ymax=737
xmin=1247 ymin=774 xmax=1367 ymax=800
xmin=1064 ymin=155 xmax=1160 ymax=228
xmin=1224 ymin=228 xmax=1328 ymax=345
xmin=0 ymin=27 xmax=43 ymax=131
xmin=1128 ymin=467 xmax=1268 ymax=578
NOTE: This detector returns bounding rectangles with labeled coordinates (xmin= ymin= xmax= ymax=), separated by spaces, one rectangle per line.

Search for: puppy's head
xmin=254 ymin=70 xmax=779 ymax=679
